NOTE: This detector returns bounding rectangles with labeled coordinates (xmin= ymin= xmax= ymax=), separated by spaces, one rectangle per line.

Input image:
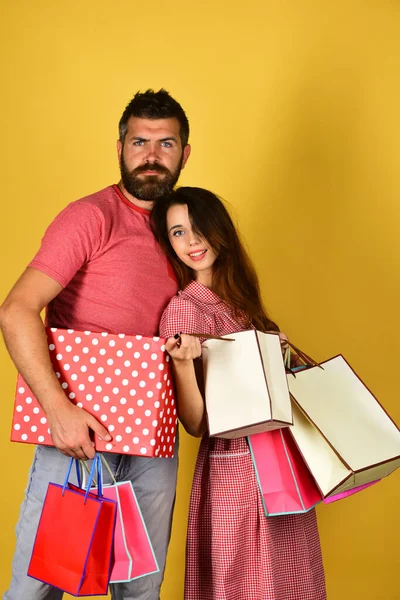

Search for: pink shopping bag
xmin=248 ymin=428 xmax=322 ymax=516
xmin=117 ymin=482 xmax=159 ymax=580
xmin=92 ymin=481 xmax=159 ymax=583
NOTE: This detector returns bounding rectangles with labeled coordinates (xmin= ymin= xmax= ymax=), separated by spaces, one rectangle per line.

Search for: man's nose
xmin=145 ymin=142 xmax=160 ymax=163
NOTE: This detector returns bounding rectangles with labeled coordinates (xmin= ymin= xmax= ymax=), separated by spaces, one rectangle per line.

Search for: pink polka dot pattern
xmin=11 ymin=328 xmax=177 ymax=458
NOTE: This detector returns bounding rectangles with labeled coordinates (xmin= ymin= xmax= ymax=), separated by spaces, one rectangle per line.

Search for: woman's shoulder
xmin=165 ymin=284 xmax=203 ymax=310
xmin=162 ymin=294 xmax=201 ymax=322
xmin=160 ymin=283 xmax=212 ymax=338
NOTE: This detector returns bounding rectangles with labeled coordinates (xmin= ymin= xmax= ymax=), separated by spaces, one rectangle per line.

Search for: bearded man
xmin=0 ymin=89 xmax=191 ymax=600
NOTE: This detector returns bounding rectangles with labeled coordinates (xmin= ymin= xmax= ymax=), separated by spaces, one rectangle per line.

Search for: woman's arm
xmin=166 ymin=335 xmax=207 ymax=438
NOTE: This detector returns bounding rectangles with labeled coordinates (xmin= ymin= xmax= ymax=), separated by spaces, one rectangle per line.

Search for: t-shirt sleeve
xmin=28 ymin=201 xmax=104 ymax=288
xmin=159 ymin=295 xmax=209 ymax=339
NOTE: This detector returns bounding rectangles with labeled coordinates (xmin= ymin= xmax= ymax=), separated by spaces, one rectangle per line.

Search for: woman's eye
xmin=172 ymin=230 xmax=184 ymax=237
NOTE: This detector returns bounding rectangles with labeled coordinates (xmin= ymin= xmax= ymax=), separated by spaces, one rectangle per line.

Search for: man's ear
xmin=181 ymin=144 xmax=191 ymax=169
xmin=117 ymin=140 xmax=123 ymax=164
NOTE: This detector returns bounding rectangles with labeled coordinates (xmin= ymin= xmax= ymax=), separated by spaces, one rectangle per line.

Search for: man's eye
xmin=161 ymin=142 xmax=172 ymax=148
xmin=133 ymin=140 xmax=145 ymax=146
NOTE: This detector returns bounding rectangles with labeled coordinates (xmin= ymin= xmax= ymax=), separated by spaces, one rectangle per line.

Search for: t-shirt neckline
xmin=112 ymin=184 xmax=152 ymax=215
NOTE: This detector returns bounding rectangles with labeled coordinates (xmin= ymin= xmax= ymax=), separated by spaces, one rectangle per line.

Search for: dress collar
xmin=180 ymin=280 xmax=225 ymax=305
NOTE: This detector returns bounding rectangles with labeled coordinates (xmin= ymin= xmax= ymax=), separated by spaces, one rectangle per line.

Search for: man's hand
xmin=0 ymin=268 xmax=113 ymax=460
xmin=46 ymin=402 xmax=112 ymax=460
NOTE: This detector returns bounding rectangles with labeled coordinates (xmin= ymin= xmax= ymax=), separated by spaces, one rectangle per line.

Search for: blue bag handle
xmin=62 ymin=453 xmax=103 ymax=503
xmin=76 ymin=460 xmax=82 ymax=488
xmin=84 ymin=454 xmax=102 ymax=502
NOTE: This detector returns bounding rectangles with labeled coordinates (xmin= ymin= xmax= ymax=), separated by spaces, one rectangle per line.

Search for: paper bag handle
xmin=285 ymin=342 xmax=324 ymax=376
xmin=99 ymin=454 xmax=117 ymax=483
xmin=79 ymin=453 xmax=117 ymax=487
xmin=184 ymin=332 xmax=235 ymax=342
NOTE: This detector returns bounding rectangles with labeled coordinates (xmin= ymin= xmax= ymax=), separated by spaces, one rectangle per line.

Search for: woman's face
xmin=166 ymin=203 xmax=218 ymax=287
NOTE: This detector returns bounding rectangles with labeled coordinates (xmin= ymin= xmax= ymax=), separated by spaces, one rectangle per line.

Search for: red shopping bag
xmin=28 ymin=455 xmax=117 ymax=596
xmin=248 ymin=429 xmax=322 ymax=516
xmin=93 ymin=481 xmax=159 ymax=583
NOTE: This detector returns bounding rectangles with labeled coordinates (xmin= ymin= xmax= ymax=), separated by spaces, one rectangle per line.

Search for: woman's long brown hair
xmin=151 ymin=187 xmax=279 ymax=332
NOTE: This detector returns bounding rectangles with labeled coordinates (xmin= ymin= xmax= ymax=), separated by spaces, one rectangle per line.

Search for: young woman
xmin=151 ymin=187 xmax=326 ymax=600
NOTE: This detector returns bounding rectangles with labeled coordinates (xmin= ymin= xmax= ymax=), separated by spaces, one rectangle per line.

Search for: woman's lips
xmin=188 ymin=249 xmax=207 ymax=262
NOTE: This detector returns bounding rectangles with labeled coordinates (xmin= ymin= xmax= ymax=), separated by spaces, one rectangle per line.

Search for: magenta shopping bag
xmin=249 ymin=429 xmax=322 ymax=516
xmin=323 ymin=480 xmax=380 ymax=504
xmin=117 ymin=482 xmax=159 ymax=581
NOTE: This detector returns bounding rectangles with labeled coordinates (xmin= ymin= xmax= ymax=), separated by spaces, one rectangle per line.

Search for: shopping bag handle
xmin=173 ymin=332 xmax=235 ymax=342
xmin=62 ymin=453 xmax=103 ymax=503
xmin=76 ymin=459 xmax=82 ymax=488
xmin=62 ymin=458 xmax=83 ymax=493
xmin=285 ymin=342 xmax=324 ymax=376
xmin=190 ymin=332 xmax=235 ymax=342
xmin=99 ymin=454 xmax=117 ymax=483
xmin=85 ymin=455 xmax=102 ymax=501
xmin=79 ymin=453 xmax=116 ymax=489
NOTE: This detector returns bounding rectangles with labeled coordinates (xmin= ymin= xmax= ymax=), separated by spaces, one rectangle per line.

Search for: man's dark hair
xmin=119 ymin=89 xmax=189 ymax=147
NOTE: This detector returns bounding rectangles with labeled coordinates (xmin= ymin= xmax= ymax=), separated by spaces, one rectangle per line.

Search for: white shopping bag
xmin=287 ymin=354 xmax=400 ymax=497
xmin=202 ymin=330 xmax=292 ymax=438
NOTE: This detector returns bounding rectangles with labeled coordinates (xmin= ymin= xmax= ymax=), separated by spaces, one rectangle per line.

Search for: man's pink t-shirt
xmin=29 ymin=185 xmax=178 ymax=337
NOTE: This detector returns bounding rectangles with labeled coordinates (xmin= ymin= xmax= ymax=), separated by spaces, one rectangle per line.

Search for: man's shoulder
xmin=53 ymin=185 xmax=121 ymax=228
xmin=72 ymin=185 xmax=118 ymax=212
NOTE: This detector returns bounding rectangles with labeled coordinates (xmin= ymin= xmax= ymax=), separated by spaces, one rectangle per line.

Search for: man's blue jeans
xmin=4 ymin=440 xmax=178 ymax=600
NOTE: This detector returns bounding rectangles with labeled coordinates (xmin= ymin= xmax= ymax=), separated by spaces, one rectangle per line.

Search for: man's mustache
xmin=132 ymin=163 xmax=169 ymax=176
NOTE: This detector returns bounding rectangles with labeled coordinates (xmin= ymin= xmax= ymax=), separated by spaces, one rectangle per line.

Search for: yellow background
xmin=1 ymin=0 xmax=399 ymax=598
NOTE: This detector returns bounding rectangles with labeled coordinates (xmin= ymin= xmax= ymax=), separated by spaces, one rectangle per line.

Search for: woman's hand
xmin=165 ymin=334 xmax=206 ymax=437
xmin=278 ymin=331 xmax=289 ymax=352
xmin=165 ymin=334 xmax=202 ymax=363
xmin=268 ymin=330 xmax=303 ymax=368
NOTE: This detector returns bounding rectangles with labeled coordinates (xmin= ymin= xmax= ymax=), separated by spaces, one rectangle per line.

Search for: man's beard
xmin=120 ymin=154 xmax=183 ymax=201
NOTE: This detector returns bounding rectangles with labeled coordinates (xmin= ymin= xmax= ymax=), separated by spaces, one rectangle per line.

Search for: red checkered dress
xmin=160 ymin=281 xmax=326 ymax=600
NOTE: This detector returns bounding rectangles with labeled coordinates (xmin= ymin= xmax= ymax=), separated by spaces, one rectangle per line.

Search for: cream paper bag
xmin=202 ymin=330 xmax=292 ymax=438
xmin=287 ymin=355 xmax=400 ymax=497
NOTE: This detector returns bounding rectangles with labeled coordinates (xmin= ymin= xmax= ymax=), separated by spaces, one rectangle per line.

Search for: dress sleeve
xmin=159 ymin=295 xmax=210 ymax=339
xmin=28 ymin=201 xmax=104 ymax=288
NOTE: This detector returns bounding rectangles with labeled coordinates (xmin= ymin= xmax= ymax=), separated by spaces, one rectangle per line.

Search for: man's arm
xmin=0 ymin=267 xmax=111 ymax=460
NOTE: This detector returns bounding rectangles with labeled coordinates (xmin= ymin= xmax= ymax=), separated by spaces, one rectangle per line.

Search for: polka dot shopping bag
xmin=11 ymin=328 xmax=177 ymax=457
